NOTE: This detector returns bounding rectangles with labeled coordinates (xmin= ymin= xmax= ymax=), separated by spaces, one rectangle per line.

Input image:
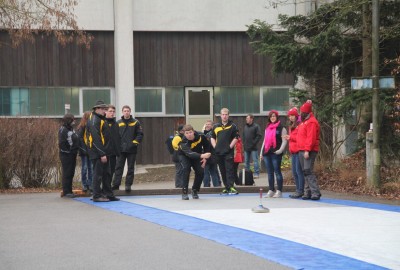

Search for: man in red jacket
xmin=297 ymin=100 xmax=321 ymax=200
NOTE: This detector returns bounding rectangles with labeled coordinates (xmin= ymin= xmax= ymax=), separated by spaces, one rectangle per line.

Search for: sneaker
xmin=93 ymin=197 xmax=110 ymax=202
xmin=107 ymin=196 xmax=120 ymax=201
xmin=229 ymin=187 xmax=239 ymax=195
xmin=264 ymin=190 xmax=275 ymax=198
xmin=191 ymin=190 xmax=199 ymax=199
xmin=311 ymin=194 xmax=321 ymax=200
xmin=182 ymin=193 xmax=189 ymax=200
xmin=111 ymin=186 xmax=119 ymax=191
xmin=125 ymin=186 xmax=131 ymax=192
xmin=289 ymin=192 xmax=303 ymax=199
xmin=64 ymin=193 xmax=76 ymax=198
xmin=220 ymin=188 xmax=229 ymax=195
xmin=82 ymin=186 xmax=88 ymax=192
xmin=273 ymin=190 xmax=282 ymax=198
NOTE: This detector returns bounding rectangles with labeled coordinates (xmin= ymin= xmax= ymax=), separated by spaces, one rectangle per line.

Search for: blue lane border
xmin=76 ymin=197 xmax=389 ymax=270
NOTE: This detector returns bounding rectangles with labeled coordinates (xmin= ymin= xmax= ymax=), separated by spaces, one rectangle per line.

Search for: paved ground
xmin=1 ymin=168 xmax=399 ymax=270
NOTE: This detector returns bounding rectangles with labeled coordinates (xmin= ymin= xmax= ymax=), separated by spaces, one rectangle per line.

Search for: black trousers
xmin=181 ymin=155 xmax=204 ymax=191
xmin=92 ymin=158 xmax=113 ymax=199
xmin=113 ymin=152 xmax=137 ymax=187
xmin=216 ymin=152 xmax=235 ymax=189
xmin=60 ymin=153 xmax=77 ymax=195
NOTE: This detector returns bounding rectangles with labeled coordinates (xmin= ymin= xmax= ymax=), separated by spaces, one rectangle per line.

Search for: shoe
xmin=311 ymin=194 xmax=321 ymax=200
xmin=273 ymin=190 xmax=282 ymax=198
xmin=107 ymin=196 xmax=120 ymax=201
xmin=82 ymin=186 xmax=88 ymax=192
xmin=229 ymin=187 xmax=239 ymax=195
xmin=289 ymin=192 xmax=303 ymax=199
xmin=191 ymin=190 xmax=199 ymax=199
xmin=64 ymin=193 xmax=76 ymax=198
xmin=264 ymin=190 xmax=275 ymax=198
xmin=111 ymin=186 xmax=119 ymax=191
xmin=182 ymin=188 xmax=189 ymax=200
xmin=125 ymin=186 xmax=131 ymax=192
xmin=302 ymin=195 xmax=311 ymax=200
xmin=220 ymin=188 xmax=229 ymax=195
xmin=93 ymin=197 xmax=110 ymax=202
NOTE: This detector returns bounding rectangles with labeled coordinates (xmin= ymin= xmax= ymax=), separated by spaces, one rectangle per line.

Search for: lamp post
xmin=371 ymin=0 xmax=380 ymax=186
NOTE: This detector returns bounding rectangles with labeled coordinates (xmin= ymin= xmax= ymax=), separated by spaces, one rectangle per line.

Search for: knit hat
xmin=92 ymin=100 xmax=108 ymax=110
xmin=268 ymin=110 xmax=279 ymax=118
xmin=300 ymin=100 xmax=313 ymax=113
xmin=287 ymin=107 xmax=299 ymax=117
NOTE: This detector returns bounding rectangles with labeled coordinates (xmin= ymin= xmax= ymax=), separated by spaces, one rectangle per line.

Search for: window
xmin=82 ymin=89 xmax=111 ymax=112
xmin=0 ymin=87 xmax=110 ymax=116
xmin=261 ymin=86 xmax=291 ymax=113
xmin=214 ymin=87 xmax=259 ymax=114
xmin=135 ymin=87 xmax=184 ymax=115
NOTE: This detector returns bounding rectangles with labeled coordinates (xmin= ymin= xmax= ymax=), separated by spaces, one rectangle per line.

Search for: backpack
xmin=238 ymin=169 xmax=255 ymax=186
xmin=165 ymin=135 xmax=174 ymax=154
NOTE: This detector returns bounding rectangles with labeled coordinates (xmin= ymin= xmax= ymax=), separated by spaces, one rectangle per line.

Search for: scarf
xmin=264 ymin=121 xmax=280 ymax=153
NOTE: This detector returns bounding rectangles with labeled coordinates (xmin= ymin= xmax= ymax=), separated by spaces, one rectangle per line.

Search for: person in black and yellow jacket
xmin=86 ymin=100 xmax=119 ymax=202
xmin=179 ymin=124 xmax=211 ymax=200
xmin=105 ymin=105 xmax=121 ymax=182
xmin=211 ymin=108 xmax=239 ymax=195
xmin=112 ymin=105 xmax=143 ymax=192
xmin=171 ymin=125 xmax=185 ymax=188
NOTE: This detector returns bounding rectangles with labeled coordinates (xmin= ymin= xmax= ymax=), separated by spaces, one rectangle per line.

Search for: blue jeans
xmin=80 ymin=155 xmax=93 ymax=188
xmin=244 ymin=150 xmax=260 ymax=175
xmin=263 ymin=153 xmax=283 ymax=191
xmin=291 ymin=153 xmax=305 ymax=194
xmin=203 ymin=162 xmax=221 ymax=187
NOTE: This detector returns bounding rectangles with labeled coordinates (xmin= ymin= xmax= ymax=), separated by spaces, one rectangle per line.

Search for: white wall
xmin=74 ymin=0 xmax=298 ymax=31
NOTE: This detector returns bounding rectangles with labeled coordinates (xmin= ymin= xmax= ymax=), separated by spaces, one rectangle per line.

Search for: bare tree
xmin=0 ymin=0 xmax=93 ymax=48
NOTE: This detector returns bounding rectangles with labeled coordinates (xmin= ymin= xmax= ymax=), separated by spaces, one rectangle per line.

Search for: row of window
xmin=0 ymin=86 xmax=290 ymax=116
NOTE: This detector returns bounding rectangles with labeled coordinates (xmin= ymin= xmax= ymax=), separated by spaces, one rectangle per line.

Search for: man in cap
xmin=297 ymin=100 xmax=321 ymax=200
xmin=86 ymin=100 xmax=119 ymax=202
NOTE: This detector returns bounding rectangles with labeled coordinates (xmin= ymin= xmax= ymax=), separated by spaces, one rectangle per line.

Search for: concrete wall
xmin=75 ymin=0 xmax=298 ymax=31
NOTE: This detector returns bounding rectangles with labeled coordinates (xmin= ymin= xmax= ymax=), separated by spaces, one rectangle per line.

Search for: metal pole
xmin=371 ymin=0 xmax=380 ymax=186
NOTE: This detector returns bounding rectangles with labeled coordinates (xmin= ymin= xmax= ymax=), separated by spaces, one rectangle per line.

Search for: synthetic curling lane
xmin=76 ymin=195 xmax=400 ymax=270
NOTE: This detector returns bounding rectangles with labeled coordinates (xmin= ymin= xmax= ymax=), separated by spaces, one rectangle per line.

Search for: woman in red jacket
xmin=296 ymin=100 xmax=321 ymax=200
xmin=283 ymin=107 xmax=305 ymax=198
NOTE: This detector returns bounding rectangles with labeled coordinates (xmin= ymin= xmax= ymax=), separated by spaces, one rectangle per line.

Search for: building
xmin=0 ymin=0 xmax=312 ymax=164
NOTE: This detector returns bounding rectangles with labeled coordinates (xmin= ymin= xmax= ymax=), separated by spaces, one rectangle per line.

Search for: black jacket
xmin=118 ymin=116 xmax=143 ymax=154
xmin=179 ymin=132 xmax=210 ymax=159
xmin=243 ymin=122 xmax=262 ymax=151
xmin=86 ymin=111 xmax=112 ymax=159
xmin=211 ymin=120 xmax=239 ymax=155
xmin=58 ymin=124 xmax=79 ymax=155
xmin=106 ymin=117 xmax=121 ymax=157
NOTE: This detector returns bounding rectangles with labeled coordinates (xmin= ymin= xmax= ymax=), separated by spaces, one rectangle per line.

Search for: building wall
xmin=0 ymin=31 xmax=115 ymax=87
xmin=134 ymin=32 xmax=293 ymax=87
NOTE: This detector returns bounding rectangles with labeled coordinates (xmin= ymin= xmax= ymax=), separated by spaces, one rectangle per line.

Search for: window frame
xmin=79 ymin=87 xmax=114 ymax=116
xmin=260 ymin=85 xmax=293 ymax=115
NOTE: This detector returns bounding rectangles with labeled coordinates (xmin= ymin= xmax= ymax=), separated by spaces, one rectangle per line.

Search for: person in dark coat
xmin=179 ymin=124 xmax=211 ymax=200
xmin=58 ymin=113 xmax=79 ymax=198
xmin=112 ymin=105 xmax=143 ymax=192
xmin=243 ymin=114 xmax=262 ymax=178
xmin=105 ymin=105 xmax=121 ymax=182
xmin=86 ymin=100 xmax=119 ymax=202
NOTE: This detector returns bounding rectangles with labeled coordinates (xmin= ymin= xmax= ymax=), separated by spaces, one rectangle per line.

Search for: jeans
xmin=263 ymin=153 xmax=283 ymax=191
xmin=80 ymin=155 xmax=93 ymax=188
xmin=298 ymin=151 xmax=320 ymax=197
xmin=203 ymin=162 xmax=221 ymax=187
xmin=244 ymin=150 xmax=260 ymax=175
xmin=291 ymin=153 xmax=305 ymax=194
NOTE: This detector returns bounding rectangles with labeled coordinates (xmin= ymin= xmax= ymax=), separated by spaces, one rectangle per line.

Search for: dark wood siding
xmin=0 ymin=31 xmax=115 ymax=87
xmin=134 ymin=32 xmax=294 ymax=87
xmin=135 ymin=117 xmax=185 ymax=164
